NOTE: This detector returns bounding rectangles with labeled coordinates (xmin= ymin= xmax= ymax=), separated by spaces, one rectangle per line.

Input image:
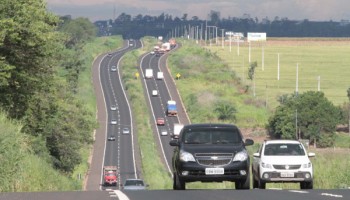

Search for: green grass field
xmin=207 ymin=38 xmax=350 ymax=109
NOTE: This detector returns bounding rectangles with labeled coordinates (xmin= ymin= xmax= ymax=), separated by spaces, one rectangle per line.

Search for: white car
xmin=111 ymin=66 xmax=117 ymax=72
xmin=152 ymin=90 xmax=158 ymax=96
xmin=122 ymin=127 xmax=130 ymax=134
xmin=110 ymin=105 xmax=117 ymax=111
xmin=252 ymin=140 xmax=315 ymax=189
xmin=110 ymin=119 xmax=117 ymax=125
xmin=160 ymin=129 xmax=168 ymax=136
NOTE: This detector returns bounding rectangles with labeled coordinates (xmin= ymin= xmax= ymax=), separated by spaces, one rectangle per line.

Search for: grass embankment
xmin=167 ymin=39 xmax=350 ymax=189
xmin=207 ymin=38 xmax=350 ymax=109
xmin=0 ymin=36 xmax=124 ymax=192
xmin=0 ymin=112 xmax=78 ymax=192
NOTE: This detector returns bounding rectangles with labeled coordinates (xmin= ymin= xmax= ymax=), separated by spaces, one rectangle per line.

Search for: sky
xmin=46 ymin=0 xmax=350 ymax=22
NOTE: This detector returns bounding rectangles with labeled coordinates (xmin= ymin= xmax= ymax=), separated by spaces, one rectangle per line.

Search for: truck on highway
xmin=162 ymin=42 xmax=171 ymax=51
xmin=166 ymin=100 xmax=177 ymax=116
xmin=157 ymin=72 xmax=164 ymax=80
xmin=172 ymin=123 xmax=184 ymax=139
xmin=169 ymin=38 xmax=176 ymax=48
xmin=103 ymin=166 xmax=118 ymax=186
xmin=145 ymin=69 xmax=153 ymax=79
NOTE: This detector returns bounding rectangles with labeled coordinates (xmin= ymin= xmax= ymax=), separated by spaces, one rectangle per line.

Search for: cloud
xmin=46 ymin=0 xmax=350 ymax=22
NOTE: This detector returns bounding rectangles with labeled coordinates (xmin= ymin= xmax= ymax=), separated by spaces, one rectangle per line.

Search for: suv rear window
xmin=182 ymin=129 xmax=242 ymax=144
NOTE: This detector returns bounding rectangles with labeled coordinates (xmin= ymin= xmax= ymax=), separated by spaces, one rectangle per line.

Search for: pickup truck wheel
xmin=300 ymin=181 xmax=313 ymax=189
xmin=235 ymin=173 xmax=250 ymax=190
xmin=173 ymin=173 xmax=185 ymax=190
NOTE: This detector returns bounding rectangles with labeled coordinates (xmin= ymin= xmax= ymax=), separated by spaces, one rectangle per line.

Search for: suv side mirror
xmin=169 ymin=139 xmax=179 ymax=146
xmin=245 ymin=139 xmax=254 ymax=146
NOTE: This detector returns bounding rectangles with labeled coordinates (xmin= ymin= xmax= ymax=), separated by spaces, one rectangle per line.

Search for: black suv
xmin=169 ymin=123 xmax=254 ymax=190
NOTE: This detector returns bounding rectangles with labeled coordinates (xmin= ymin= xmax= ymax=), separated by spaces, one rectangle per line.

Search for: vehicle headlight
xmin=261 ymin=162 xmax=272 ymax=169
xmin=302 ymin=162 xmax=312 ymax=168
xmin=233 ymin=151 xmax=248 ymax=162
xmin=180 ymin=151 xmax=195 ymax=162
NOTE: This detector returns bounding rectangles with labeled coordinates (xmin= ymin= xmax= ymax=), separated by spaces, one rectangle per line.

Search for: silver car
xmin=122 ymin=127 xmax=130 ymax=134
xmin=111 ymin=66 xmax=117 ymax=72
xmin=123 ymin=179 xmax=147 ymax=190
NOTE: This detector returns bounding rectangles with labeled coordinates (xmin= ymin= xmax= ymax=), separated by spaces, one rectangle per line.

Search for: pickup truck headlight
xmin=180 ymin=151 xmax=195 ymax=162
xmin=233 ymin=151 xmax=248 ymax=162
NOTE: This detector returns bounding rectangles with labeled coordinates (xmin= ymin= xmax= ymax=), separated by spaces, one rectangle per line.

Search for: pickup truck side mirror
xmin=169 ymin=139 xmax=179 ymax=146
xmin=245 ymin=139 xmax=254 ymax=146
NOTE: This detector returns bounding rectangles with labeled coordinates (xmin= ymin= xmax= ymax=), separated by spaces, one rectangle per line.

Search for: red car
xmin=156 ymin=117 xmax=165 ymax=126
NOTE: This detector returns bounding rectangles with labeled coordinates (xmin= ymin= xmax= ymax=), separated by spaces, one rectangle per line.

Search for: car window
xmin=125 ymin=180 xmax=144 ymax=186
xmin=183 ymin=129 xmax=241 ymax=144
xmin=264 ymin=143 xmax=305 ymax=156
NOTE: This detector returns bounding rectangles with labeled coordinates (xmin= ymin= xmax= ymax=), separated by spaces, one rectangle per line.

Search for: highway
xmin=2 ymin=40 xmax=350 ymax=200
xmin=85 ymin=39 xmax=143 ymax=191
xmin=138 ymin=44 xmax=190 ymax=175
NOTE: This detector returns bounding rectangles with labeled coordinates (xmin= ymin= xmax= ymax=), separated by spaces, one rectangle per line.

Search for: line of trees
xmin=1 ymin=0 xmax=97 ymax=173
xmin=95 ymin=11 xmax=350 ymax=39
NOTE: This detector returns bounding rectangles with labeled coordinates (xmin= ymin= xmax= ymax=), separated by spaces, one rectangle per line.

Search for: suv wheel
xmin=300 ymin=181 xmax=313 ymax=189
xmin=173 ymin=173 xmax=185 ymax=190
xmin=235 ymin=173 xmax=250 ymax=190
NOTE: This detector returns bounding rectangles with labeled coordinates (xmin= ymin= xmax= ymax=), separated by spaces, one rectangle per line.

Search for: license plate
xmin=205 ymin=168 xmax=224 ymax=175
xmin=280 ymin=172 xmax=294 ymax=177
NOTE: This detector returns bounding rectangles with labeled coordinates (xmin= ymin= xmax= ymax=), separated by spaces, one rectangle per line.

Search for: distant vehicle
xmin=107 ymin=53 xmax=112 ymax=57
xmin=252 ymin=140 xmax=315 ymax=189
xmin=152 ymin=90 xmax=158 ymax=96
xmin=166 ymin=100 xmax=177 ymax=116
xmin=156 ymin=117 xmax=165 ymax=126
xmin=172 ymin=123 xmax=184 ymax=139
xmin=150 ymin=51 xmax=155 ymax=55
xmin=169 ymin=38 xmax=176 ymax=48
xmin=161 ymin=129 xmax=168 ymax=136
xmin=103 ymin=166 xmax=118 ymax=186
xmin=108 ymin=135 xmax=116 ymax=141
xmin=145 ymin=69 xmax=153 ymax=79
xmin=129 ymin=43 xmax=133 ymax=46
xmin=110 ymin=105 xmax=117 ymax=111
xmin=162 ymin=42 xmax=171 ymax=51
xmin=122 ymin=179 xmax=147 ymax=190
xmin=122 ymin=127 xmax=130 ymax=134
xmin=111 ymin=66 xmax=117 ymax=72
xmin=169 ymin=123 xmax=254 ymax=190
xmin=157 ymin=72 xmax=164 ymax=80
xmin=110 ymin=119 xmax=117 ymax=125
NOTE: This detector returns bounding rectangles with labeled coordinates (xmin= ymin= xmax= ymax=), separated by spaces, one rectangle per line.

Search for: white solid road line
xmin=114 ymin=190 xmax=130 ymax=200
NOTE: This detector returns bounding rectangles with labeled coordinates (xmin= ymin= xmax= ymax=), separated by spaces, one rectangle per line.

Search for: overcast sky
xmin=46 ymin=0 xmax=350 ymax=22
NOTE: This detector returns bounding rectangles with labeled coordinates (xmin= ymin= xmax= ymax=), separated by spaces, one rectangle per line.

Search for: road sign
xmin=135 ymin=72 xmax=139 ymax=79
xmin=176 ymin=73 xmax=181 ymax=79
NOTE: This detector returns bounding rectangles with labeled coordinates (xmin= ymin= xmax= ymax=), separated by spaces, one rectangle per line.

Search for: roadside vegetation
xmin=0 ymin=0 xmax=122 ymax=192
xmin=166 ymin=39 xmax=350 ymax=189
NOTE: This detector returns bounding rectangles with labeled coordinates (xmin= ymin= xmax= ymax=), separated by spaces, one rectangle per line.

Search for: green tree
xmin=268 ymin=91 xmax=342 ymax=147
xmin=248 ymin=61 xmax=257 ymax=80
xmin=0 ymin=0 xmax=61 ymax=119
xmin=214 ymin=101 xmax=237 ymax=122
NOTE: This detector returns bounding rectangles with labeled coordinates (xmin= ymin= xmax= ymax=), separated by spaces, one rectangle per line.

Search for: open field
xmin=206 ymin=38 xmax=350 ymax=109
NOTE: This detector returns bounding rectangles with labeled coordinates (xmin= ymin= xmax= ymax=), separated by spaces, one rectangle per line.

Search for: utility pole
xmin=296 ymin=63 xmax=299 ymax=96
